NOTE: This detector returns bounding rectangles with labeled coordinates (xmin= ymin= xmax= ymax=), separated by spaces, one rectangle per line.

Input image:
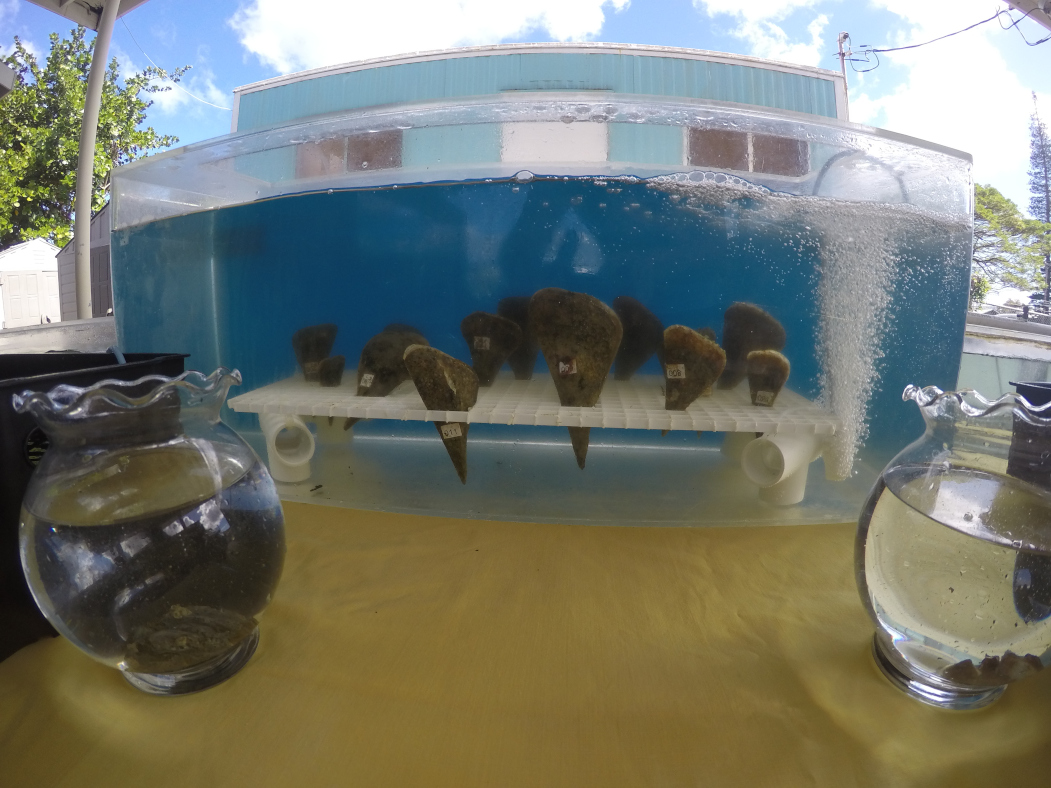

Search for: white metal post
xmin=74 ymin=0 xmax=120 ymax=319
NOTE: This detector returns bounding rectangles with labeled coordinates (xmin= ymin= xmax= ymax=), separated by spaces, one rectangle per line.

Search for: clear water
xmin=112 ymin=175 xmax=971 ymax=516
xmin=21 ymin=459 xmax=285 ymax=673
xmin=858 ymin=464 xmax=1051 ymax=687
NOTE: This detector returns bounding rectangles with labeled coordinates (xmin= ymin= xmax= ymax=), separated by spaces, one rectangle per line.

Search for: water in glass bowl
xmin=857 ymin=463 xmax=1051 ymax=706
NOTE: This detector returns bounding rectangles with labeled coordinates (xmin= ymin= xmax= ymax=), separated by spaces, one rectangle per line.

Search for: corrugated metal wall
xmin=235 ymin=52 xmax=839 ymax=132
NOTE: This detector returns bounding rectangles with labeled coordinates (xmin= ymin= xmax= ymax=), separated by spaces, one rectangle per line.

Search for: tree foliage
xmin=0 ymin=28 xmax=186 ymax=249
xmin=1030 ymin=93 xmax=1051 ymax=304
xmin=972 ymin=183 xmax=1044 ymax=294
xmin=1031 ymin=93 xmax=1051 ymax=225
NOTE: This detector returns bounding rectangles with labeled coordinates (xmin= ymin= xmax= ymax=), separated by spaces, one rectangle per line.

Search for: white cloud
xmin=850 ymin=0 xmax=1050 ymax=212
xmin=113 ymin=44 xmax=230 ymax=115
xmin=229 ymin=0 xmax=630 ymax=73
xmin=693 ymin=0 xmax=829 ymax=66
xmin=0 ymin=0 xmax=41 ymax=60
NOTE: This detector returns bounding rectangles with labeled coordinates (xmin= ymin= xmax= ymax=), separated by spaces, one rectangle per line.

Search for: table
xmin=2 ymin=503 xmax=1050 ymax=787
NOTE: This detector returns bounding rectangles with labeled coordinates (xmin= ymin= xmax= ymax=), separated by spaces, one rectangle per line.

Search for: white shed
xmin=0 ymin=237 xmax=61 ymax=329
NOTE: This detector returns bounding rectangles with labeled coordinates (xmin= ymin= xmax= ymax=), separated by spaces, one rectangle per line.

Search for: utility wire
xmin=998 ymin=4 xmax=1051 ymax=46
xmin=120 ymin=19 xmax=232 ymax=111
xmin=834 ymin=7 xmax=1048 ymax=74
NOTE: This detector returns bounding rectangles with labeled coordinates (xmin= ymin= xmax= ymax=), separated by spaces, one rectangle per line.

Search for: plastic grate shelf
xmin=229 ymin=374 xmax=840 ymax=435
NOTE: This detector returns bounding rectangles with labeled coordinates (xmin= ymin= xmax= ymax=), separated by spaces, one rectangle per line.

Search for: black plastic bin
xmin=0 ymin=352 xmax=187 ymax=662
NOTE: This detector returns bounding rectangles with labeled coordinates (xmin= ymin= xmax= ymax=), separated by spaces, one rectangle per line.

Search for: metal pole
xmin=837 ymin=32 xmax=850 ymax=122
xmin=74 ymin=0 xmax=120 ymax=320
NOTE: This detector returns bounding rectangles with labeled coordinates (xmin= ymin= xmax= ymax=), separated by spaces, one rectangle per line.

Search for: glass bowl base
xmin=121 ymin=627 xmax=260 ymax=696
xmin=871 ymin=634 xmax=1005 ymax=711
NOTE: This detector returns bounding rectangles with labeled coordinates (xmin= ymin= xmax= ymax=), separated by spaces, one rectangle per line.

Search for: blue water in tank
xmin=111 ymin=173 xmax=970 ymax=469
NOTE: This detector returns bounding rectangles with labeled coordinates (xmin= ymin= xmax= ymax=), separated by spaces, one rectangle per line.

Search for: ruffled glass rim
xmin=12 ymin=368 xmax=241 ymax=422
xmin=904 ymin=384 xmax=1051 ymax=426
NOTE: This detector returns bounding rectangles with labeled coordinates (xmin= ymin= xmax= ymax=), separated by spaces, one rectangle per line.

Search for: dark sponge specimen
xmin=403 ymin=345 xmax=479 ymax=484
xmin=663 ymin=326 xmax=727 ymax=411
xmin=292 ymin=324 xmax=337 ymax=381
xmin=344 ymin=327 xmax=428 ymax=431
xmin=318 ymin=355 xmax=346 ymax=388
xmin=497 ymin=296 xmax=540 ymax=380
xmin=460 ymin=311 xmax=522 ymax=386
xmin=612 ymin=296 xmax=664 ymax=381
xmin=746 ymin=350 xmax=790 ymax=406
xmin=356 ymin=327 xmax=428 ymax=398
xmin=717 ymin=303 xmax=786 ymax=390
xmin=529 ymin=288 xmax=623 ymax=469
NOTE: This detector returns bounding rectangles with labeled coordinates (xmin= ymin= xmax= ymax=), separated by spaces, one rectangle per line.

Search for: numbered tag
xmin=755 ymin=390 xmax=775 ymax=406
xmin=440 ymin=423 xmax=463 ymax=440
xmin=359 ymin=372 xmax=375 ymax=389
xmin=558 ymin=358 xmax=577 ymax=377
xmin=474 ymin=336 xmax=491 ymax=351
xmin=665 ymin=364 xmax=686 ymax=380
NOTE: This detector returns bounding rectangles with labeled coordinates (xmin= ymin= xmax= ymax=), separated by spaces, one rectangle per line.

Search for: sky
xmin=2 ymin=0 xmax=1050 ymax=218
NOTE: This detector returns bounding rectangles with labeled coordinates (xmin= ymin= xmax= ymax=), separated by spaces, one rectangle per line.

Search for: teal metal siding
xmin=608 ymin=124 xmax=683 ymax=165
xmin=236 ymin=52 xmax=838 ymax=132
xmin=402 ymin=125 xmax=501 ymax=167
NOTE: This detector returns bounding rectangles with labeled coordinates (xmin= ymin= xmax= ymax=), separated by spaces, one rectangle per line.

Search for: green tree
xmin=0 ymin=28 xmax=186 ymax=249
xmin=1030 ymin=93 xmax=1051 ymax=305
xmin=972 ymin=184 xmax=1044 ymax=297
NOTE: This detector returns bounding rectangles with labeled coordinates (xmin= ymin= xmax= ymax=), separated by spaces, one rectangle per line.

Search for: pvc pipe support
xmin=259 ymin=413 xmax=316 ymax=483
xmin=740 ymin=433 xmax=824 ymax=506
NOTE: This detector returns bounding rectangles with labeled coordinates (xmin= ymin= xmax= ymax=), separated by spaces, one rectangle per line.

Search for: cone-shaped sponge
xmin=460 ymin=311 xmax=522 ymax=386
xmin=403 ymin=345 xmax=479 ymax=484
xmin=497 ymin=296 xmax=539 ymax=380
xmin=529 ymin=288 xmax=622 ymax=468
xmin=747 ymin=350 xmax=790 ymax=406
xmin=717 ymin=303 xmax=785 ymax=389
xmin=292 ymin=324 xmax=337 ymax=381
xmin=663 ymin=325 xmax=727 ymax=411
xmin=612 ymin=296 xmax=664 ymax=381
xmin=344 ymin=326 xmax=429 ymax=430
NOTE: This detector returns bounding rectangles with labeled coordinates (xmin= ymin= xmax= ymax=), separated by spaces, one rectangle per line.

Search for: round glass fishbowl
xmin=12 ymin=369 xmax=285 ymax=695
xmin=856 ymin=384 xmax=1051 ymax=709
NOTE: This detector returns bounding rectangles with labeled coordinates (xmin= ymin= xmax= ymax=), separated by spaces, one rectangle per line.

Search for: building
xmin=56 ymin=203 xmax=113 ymax=321
xmin=0 ymin=237 xmax=61 ymax=329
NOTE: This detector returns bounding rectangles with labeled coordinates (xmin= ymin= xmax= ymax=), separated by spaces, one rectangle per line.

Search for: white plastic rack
xmin=228 ymin=373 xmax=840 ymax=435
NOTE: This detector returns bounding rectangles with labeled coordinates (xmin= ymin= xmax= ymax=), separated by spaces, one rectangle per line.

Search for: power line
xmin=120 ymin=19 xmax=232 ymax=111
xmin=833 ymin=7 xmax=1048 ymax=74
xmin=998 ymin=4 xmax=1051 ymax=46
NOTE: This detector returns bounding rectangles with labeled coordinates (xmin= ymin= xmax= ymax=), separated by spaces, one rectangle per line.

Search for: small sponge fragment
xmin=746 ymin=350 xmax=790 ymax=406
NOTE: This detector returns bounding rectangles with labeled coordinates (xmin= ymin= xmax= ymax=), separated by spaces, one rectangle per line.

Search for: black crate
xmin=0 ymin=352 xmax=187 ymax=662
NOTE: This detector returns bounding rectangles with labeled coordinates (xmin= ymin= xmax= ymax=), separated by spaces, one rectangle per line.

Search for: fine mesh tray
xmin=229 ymin=373 xmax=840 ymax=435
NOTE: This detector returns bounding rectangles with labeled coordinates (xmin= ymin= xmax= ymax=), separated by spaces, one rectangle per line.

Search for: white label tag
xmin=665 ymin=364 xmax=686 ymax=380
xmin=474 ymin=336 xmax=491 ymax=351
xmin=755 ymin=390 xmax=775 ymax=406
xmin=558 ymin=359 xmax=577 ymax=376
xmin=440 ymin=423 xmax=463 ymax=439
xmin=360 ymin=372 xmax=375 ymax=388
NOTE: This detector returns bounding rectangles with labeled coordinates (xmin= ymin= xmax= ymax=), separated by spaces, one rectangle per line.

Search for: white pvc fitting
xmin=259 ymin=413 xmax=316 ymax=483
xmin=740 ymin=434 xmax=823 ymax=506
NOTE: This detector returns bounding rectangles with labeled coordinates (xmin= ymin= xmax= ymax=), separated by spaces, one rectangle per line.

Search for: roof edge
xmin=233 ymin=42 xmax=844 ymax=97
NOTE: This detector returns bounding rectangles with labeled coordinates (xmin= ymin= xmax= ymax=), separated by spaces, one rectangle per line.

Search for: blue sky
xmin=2 ymin=0 xmax=1050 ymax=216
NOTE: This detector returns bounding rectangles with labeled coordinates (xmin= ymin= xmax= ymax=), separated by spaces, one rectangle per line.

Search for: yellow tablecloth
xmin=2 ymin=503 xmax=1051 ymax=787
